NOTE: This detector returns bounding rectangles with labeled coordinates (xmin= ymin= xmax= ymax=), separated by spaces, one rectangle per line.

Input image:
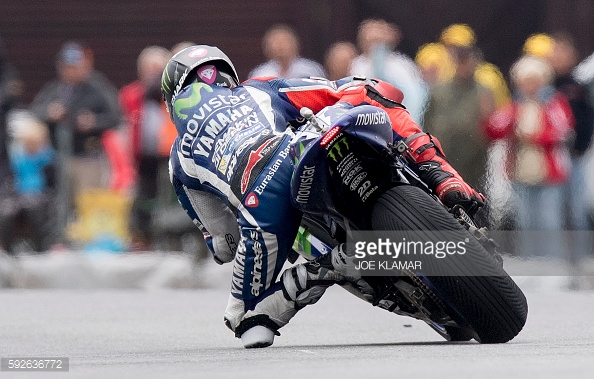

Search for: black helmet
xmin=161 ymin=45 xmax=239 ymax=121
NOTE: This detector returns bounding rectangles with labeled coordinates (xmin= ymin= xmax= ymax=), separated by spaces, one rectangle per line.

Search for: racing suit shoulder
xmin=242 ymin=76 xmax=366 ymax=119
xmin=171 ymin=81 xmax=285 ymax=197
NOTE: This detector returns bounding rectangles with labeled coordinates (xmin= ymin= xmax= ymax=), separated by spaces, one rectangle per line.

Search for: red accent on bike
xmin=320 ymin=126 xmax=341 ymax=147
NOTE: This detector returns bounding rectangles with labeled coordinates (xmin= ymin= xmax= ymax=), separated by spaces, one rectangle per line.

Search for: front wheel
xmin=371 ymin=185 xmax=528 ymax=343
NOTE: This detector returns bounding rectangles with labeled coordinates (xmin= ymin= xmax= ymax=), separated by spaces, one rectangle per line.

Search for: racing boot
xmin=234 ymin=244 xmax=375 ymax=348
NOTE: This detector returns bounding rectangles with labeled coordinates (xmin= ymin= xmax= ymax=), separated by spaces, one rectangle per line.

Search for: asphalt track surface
xmin=1 ymin=281 xmax=593 ymax=378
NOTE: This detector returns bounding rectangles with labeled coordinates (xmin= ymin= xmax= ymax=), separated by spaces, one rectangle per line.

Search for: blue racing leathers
xmin=168 ymin=75 xmax=423 ymax=336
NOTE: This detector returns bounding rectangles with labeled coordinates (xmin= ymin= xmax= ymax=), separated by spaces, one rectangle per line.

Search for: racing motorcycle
xmin=288 ymin=103 xmax=528 ymax=343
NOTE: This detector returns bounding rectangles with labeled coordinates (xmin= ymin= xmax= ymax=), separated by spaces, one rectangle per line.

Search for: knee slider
xmin=282 ymin=263 xmax=332 ymax=308
xmin=294 ymin=287 xmax=327 ymax=307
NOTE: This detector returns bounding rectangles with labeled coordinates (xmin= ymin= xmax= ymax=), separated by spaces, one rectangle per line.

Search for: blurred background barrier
xmin=0 ymin=251 xmax=232 ymax=289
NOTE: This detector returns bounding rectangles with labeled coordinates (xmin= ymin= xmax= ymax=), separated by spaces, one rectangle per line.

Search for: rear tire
xmin=371 ymin=185 xmax=528 ymax=343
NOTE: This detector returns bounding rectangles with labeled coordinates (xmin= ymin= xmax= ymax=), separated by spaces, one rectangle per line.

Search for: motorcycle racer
xmin=162 ymin=45 xmax=485 ymax=348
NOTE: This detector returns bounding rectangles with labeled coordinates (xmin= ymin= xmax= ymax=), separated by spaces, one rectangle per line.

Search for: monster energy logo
xmin=327 ymin=136 xmax=349 ymax=162
xmin=174 ymin=82 xmax=213 ymax=120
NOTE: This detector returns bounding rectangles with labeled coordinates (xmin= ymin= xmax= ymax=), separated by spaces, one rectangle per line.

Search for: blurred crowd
xmin=1 ymin=21 xmax=593 ymax=261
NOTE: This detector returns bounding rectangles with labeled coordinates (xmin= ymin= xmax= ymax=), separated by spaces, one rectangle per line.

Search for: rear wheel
xmin=371 ymin=185 xmax=528 ymax=343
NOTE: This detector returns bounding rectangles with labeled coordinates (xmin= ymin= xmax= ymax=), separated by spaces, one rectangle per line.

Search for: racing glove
xmin=403 ymin=132 xmax=486 ymax=216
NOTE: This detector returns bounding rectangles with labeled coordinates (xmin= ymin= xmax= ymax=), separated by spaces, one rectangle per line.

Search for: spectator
xmin=573 ymin=49 xmax=594 ymax=107
xmin=171 ymin=41 xmax=195 ymax=56
xmin=485 ymin=55 xmax=574 ymax=258
xmin=119 ymin=46 xmax=170 ymax=166
xmin=324 ymin=41 xmax=357 ymax=81
xmin=445 ymin=24 xmax=511 ymax=108
xmin=0 ymin=37 xmax=23 ymax=194
xmin=573 ymin=49 xmax=594 ymax=229
xmin=81 ymin=45 xmax=122 ymax=130
xmin=351 ymin=19 xmax=428 ymax=125
xmin=424 ymin=45 xmax=496 ymax=191
xmin=550 ymin=32 xmax=594 ymax=266
xmin=0 ymin=111 xmax=55 ymax=253
xmin=119 ymin=45 xmax=173 ymax=250
xmin=523 ymin=33 xmax=555 ymax=60
xmin=29 ymin=41 xmax=121 ymax=241
xmin=248 ymin=24 xmax=326 ymax=79
xmin=415 ymin=42 xmax=455 ymax=88
xmin=417 ymin=24 xmax=511 ymax=109
xmin=549 ymin=32 xmax=594 ymax=231
xmin=79 ymin=44 xmax=133 ymax=194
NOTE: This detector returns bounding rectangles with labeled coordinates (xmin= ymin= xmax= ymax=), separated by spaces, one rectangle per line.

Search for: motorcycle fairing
xmin=290 ymin=105 xmax=396 ymax=224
